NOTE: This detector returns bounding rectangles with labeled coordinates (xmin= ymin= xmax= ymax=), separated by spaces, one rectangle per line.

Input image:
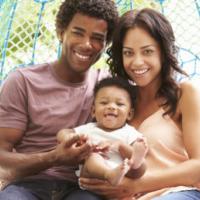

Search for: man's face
xmin=59 ymin=13 xmax=108 ymax=75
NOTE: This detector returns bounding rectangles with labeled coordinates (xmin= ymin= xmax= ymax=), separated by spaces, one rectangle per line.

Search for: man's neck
xmin=53 ymin=60 xmax=88 ymax=83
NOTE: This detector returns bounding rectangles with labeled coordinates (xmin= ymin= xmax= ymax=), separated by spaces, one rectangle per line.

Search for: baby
xmin=57 ymin=77 xmax=148 ymax=185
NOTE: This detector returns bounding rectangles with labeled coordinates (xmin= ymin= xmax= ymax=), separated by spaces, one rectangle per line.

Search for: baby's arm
xmin=57 ymin=129 xmax=75 ymax=143
xmin=57 ymin=129 xmax=89 ymax=148
xmin=118 ymin=141 xmax=134 ymax=159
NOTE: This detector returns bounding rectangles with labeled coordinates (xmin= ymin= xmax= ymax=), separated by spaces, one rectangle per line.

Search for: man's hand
xmin=53 ymin=133 xmax=93 ymax=166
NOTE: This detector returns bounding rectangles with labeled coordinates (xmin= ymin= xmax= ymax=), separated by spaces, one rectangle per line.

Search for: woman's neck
xmin=137 ymin=86 xmax=157 ymax=104
xmin=134 ymin=82 xmax=163 ymax=118
xmin=136 ymin=76 xmax=161 ymax=101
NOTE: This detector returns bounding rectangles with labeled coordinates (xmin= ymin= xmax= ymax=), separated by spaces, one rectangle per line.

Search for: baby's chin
xmin=99 ymin=123 xmax=124 ymax=132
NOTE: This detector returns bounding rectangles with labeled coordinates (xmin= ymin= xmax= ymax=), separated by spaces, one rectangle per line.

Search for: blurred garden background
xmin=0 ymin=0 xmax=199 ymax=85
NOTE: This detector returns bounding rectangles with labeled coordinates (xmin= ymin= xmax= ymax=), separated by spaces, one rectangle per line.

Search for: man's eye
xmin=92 ymin=37 xmax=105 ymax=43
xmin=72 ymin=31 xmax=82 ymax=36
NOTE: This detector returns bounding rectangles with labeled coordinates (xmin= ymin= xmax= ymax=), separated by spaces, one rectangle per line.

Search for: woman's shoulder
xmin=179 ymin=79 xmax=200 ymax=94
xmin=178 ymin=79 xmax=200 ymax=109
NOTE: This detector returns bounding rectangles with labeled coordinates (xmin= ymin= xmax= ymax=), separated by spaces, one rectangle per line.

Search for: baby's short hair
xmin=94 ymin=77 xmax=136 ymax=108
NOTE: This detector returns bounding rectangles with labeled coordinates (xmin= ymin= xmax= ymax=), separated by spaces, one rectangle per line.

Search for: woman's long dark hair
xmin=107 ymin=8 xmax=188 ymax=116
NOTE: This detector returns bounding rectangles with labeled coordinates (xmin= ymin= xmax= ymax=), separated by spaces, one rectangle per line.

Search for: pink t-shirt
xmin=0 ymin=62 xmax=109 ymax=181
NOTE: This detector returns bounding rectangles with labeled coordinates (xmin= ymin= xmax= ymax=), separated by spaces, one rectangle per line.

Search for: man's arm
xmin=0 ymin=127 xmax=92 ymax=182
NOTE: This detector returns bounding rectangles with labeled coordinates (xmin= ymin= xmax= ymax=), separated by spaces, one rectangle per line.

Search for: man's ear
xmin=127 ymin=108 xmax=134 ymax=121
xmin=57 ymin=30 xmax=64 ymax=43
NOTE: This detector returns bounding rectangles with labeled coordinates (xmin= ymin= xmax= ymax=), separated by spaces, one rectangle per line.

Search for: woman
xmin=79 ymin=8 xmax=200 ymax=200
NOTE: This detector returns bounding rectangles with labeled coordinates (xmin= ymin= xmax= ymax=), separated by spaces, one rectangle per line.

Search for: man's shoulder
xmin=6 ymin=63 xmax=50 ymax=80
xmin=15 ymin=63 xmax=52 ymax=83
xmin=17 ymin=62 xmax=50 ymax=75
xmin=88 ymin=68 xmax=110 ymax=82
xmin=1 ymin=63 xmax=51 ymax=90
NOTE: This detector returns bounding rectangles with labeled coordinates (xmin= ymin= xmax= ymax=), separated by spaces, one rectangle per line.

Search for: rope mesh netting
xmin=0 ymin=0 xmax=199 ymax=85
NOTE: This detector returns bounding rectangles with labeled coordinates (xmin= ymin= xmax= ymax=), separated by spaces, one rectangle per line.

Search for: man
xmin=0 ymin=0 xmax=118 ymax=199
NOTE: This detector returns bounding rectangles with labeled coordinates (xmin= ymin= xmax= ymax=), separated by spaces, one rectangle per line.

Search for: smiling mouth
xmin=74 ymin=51 xmax=91 ymax=61
xmin=104 ymin=113 xmax=117 ymax=118
xmin=133 ymin=68 xmax=149 ymax=75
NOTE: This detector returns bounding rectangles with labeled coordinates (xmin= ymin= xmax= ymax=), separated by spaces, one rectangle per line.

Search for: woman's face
xmin=122 ymin=27 xmax=162 ymax=88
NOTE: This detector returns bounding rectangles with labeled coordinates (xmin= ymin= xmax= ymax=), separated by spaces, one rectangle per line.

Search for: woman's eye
xmin=144 ymin=49 xmax=153 ymax=55
xmin=123 ymin=51 xmax=133 ymax=56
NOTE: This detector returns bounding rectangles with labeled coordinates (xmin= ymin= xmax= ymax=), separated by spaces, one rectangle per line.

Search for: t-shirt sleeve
xmin=0 ymin=70 xmax=28 ymax=130
xmin=74 ymin=123 xmax=93 ymax=134
xmin=125 ymin=125 xmax=143 ymax=144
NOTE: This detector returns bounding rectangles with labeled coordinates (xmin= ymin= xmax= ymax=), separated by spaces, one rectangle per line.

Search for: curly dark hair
xmin=56 ymin=0 xmax=118 ymax=44
xmin=107 ymin=8 xmax=188 ymax=116
xmin=94 ymin=77 xmax=136 ymax=109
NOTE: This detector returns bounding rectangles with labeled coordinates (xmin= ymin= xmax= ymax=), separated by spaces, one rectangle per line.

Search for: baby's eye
xmin=100 ymin=101 xmax=107 ymax=105
xmin=117 ymin=102 xmax=125 ymax=106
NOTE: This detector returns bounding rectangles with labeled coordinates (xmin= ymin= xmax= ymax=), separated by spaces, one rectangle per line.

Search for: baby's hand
xmin=91 ymin=141 xmax=111 ymax=159
xmin=75 ymin=133 xmax=89 ymax=146
xmin=94 ymin=141 xmax=111 ymax=152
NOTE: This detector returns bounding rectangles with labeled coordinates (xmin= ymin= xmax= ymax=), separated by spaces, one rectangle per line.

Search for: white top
xmin=75 ymin=122 xmax=142 ymax=168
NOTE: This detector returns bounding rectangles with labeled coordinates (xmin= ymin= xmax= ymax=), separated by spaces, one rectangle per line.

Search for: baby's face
xmin=93 ymin=86 xmax=132 ymax=131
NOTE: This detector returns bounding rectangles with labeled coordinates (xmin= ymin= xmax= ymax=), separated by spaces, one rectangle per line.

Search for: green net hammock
xmin=0 ymin=0 xmax=199 ymax=84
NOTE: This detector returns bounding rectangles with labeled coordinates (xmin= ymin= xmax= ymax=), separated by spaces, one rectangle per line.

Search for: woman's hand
xmin=79 ymin=177 xmax=136 ymax=199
